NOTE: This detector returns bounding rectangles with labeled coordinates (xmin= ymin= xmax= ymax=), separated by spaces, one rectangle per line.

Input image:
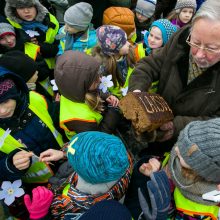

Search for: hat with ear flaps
xmin=4 ymin=0 xmax=48 ymax=23
xmin=54 ymin=51 xmax=100 ymax=102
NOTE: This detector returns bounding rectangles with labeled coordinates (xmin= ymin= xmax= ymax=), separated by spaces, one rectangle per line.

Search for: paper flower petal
xmin=14 ymin=188 xmax=25 ymax=198
xmin=12 ymin=179 xmax=22 ymax=188
xmin=1 ymin=181 xmax=11 ymax=190
xmin=4 ymin=195 xmax=15 ymax=206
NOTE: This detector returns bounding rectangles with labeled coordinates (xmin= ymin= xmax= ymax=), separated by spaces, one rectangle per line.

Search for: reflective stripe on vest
xmin=134 ymin=43 xmax=145 ymax=62
xmin=29 ymin=91 xmax=63 ymax=147
xmin=22 ymin=155 xmax=53 ymax=183
xmin=60 ymin=95 xmax=103 ymax=140
xmin=39 ymin=77 xmax=54 ymax=97
xmin=174 ymin=188 xmax=219 ymax=220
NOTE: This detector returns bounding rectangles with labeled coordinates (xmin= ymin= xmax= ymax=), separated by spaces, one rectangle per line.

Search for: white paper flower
xmin=99 ymin=75 xmax=113 ymax=93
xmin=0 ymin=180 xmax=25 ymax=206
xmin=50 ymin=79 xmax=58 ymax=91
xmin=25 ymin=30 xmax=40 ymax=38
xmin=121 ymin=87 xmax=128 ymax=96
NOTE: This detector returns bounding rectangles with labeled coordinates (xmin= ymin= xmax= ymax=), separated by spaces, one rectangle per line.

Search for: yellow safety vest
xmin=134 ymin=42 xmax=145 ymax=62
xmin=109 ymin=67 xmax=133 ymax=99
xmin=7 ymin=13 xmax=59 ymax=69
xmin=60 ymin=95 xmax=103 ymax=140
xmin=174 ymin=188 xmax=219 ymax=220
xmin=0 ymin=91 xmax=63 ymax=183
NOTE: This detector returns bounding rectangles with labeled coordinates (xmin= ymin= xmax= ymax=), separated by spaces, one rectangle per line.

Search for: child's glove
xmin=24 ymin=186 xmax=53 ymax=219
xmin=138 ymin=170 xmax=171 ymax=220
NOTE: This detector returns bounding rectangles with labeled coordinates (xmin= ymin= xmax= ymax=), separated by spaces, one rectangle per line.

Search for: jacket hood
xmin=0 ymin=66 xmax=29 ymax=97
xmin=5 ymin=0 xmax=48 ymax=23
xmin=55 ymin=51 xmax=100 ymax=102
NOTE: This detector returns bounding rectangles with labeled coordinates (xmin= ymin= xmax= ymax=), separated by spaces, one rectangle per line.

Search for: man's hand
xmin=13 ymin=151 xmax=33 ymax=170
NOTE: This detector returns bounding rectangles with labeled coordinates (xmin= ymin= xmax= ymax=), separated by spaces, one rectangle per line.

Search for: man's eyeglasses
xmin=186 ymin=34 xmax=220 ymax=55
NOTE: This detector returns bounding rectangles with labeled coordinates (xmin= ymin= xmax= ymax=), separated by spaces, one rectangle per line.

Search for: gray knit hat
xmin=175 ymin=0 xmax=197 ymax=11
xmin=0 ymin=23 xmax=15 ymax=38
xmin=135 ymin=0 xmax=157 ymax=18
xmin=64 ymin=2 xmax=93 ymax=31
xmin=5 ymin=0 xmax=48 ymax=23
xmin=176 ymin=118 xmax=220 ymax=183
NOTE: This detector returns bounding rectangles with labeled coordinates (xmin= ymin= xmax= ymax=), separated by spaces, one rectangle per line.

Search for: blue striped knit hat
xmin=135 ymin=0 xmax=157 ymax=18
xmin=67 ymin=131 xmax=129 ymax=184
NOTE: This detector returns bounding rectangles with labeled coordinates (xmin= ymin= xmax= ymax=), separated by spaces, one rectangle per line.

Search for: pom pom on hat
xmin=67 ymin=131 xmax=129 ymax=184
xmin=103 ymin=7 xmax=135 ymax=38
xmin=175 ymin=118 xmax=220 ymax=183
xmin=175 ymin=0 xmax=197 ymax=11
xmin=135 ymin=0 xmax=157 ymax=18
xmin=64 ymin=2 xmax=93 ymax=31
xmin=96 ymin=25 xmax=127 ymax=56
xmin=0 ymin=22 xmax=15 ymax=38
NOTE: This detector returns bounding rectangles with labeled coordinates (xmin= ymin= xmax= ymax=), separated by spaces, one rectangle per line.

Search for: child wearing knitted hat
xmin=5 ymin=0 xmax=59 ymax=69
xmin=37 ymin=131 xmax=132 ymax=219
xmin=0 ymin=22 xmax=54 ymax=100
xmin=57 ymin=2 xmax=97 ymax=56
xmin=92 ymin=25 xmax=136 ymax=99
xmin=134 ymin=0 xmax=157 ymax=42
xmin=144 ymin=19 xmax=177 ymax=55
xmin=126 ymin=118 xmax=220 ymax=219
xmin=167 ymin=0 xmax=197 ymax=28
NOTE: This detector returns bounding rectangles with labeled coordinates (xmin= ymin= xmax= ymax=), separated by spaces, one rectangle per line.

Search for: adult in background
xmin=128 ymin=0 xmax=220 ymax=155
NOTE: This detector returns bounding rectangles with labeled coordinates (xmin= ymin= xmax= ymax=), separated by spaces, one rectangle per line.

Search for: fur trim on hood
xmin=5 ymin=0 xmax=48 ymax=23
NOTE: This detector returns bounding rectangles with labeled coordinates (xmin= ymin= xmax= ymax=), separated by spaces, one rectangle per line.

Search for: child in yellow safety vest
xmin=92 ymin=25 xmax=136 ymax=100
xmin=54 ymin=50 xmax=122 ymax=140
xmin=125 ymin=118 xmax=220 ymax=220
xmin=0 ymin=66 xmax=64 ymax=184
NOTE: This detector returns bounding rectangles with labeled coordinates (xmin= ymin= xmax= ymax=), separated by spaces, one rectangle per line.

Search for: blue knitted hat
xmin=149 ymin=19 xmax=177 ymax=45
xmin=67 ymin=131 xmax=129 ymax=184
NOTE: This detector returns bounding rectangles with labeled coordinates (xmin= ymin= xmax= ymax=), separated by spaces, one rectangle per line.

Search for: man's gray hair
xmin=192 ymin=0 xmax=220 ymax=25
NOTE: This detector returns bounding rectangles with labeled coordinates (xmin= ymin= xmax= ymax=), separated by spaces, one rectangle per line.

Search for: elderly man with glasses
xmin=128 ymin=0 xmax=220 ymax=155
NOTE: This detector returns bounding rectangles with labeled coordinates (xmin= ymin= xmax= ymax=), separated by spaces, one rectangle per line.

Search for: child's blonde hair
xmin=85 ymin=92 xmax=104 ymax=113
xmin=92 ymin=46 xmax=136 ymax=87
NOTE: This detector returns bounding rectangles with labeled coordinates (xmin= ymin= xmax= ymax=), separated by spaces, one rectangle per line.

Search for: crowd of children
xmin=1 ymin=0 xmax=220 ymax=219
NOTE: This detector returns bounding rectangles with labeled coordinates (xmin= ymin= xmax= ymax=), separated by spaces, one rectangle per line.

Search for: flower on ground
xmin=121 ymin=87 xmax=128 ymax=96
xmin=0 ymin=179 xmax=25 ymax=206
xmin=99 ymin=75 xmax=113 ymax=93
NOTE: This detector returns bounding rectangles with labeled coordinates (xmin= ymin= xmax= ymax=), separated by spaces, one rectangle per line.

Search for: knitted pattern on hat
xmin=175 ymin=0 xmax=197 ymax=11
xmin=67 ymin=131 xmax=129 ymax=184
xmin=176 ymin=118 xmax=220 ymax=183
xmin=0 ymin=78 xmax=18 ymax=103
xmin=0 ymin=23 xmax=15 ymax=38
xmin=64 ymin=2 xmax=93 ymax=31
xmin=135 ymin=0 xmax=157 ymax=18
xmin=150 ymin=19 xmax=177 ymax=45
xmin=103 ymin=7 xmax=135 ymax=38
xmin=96 ymin=25 xmax=127 ymax=56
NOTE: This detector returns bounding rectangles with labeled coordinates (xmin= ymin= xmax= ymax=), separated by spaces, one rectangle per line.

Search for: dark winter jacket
xmin=0 ymin=67 xmax=61 ymax=181
xmin=129 ymin=25 xmax=220 ymax=139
